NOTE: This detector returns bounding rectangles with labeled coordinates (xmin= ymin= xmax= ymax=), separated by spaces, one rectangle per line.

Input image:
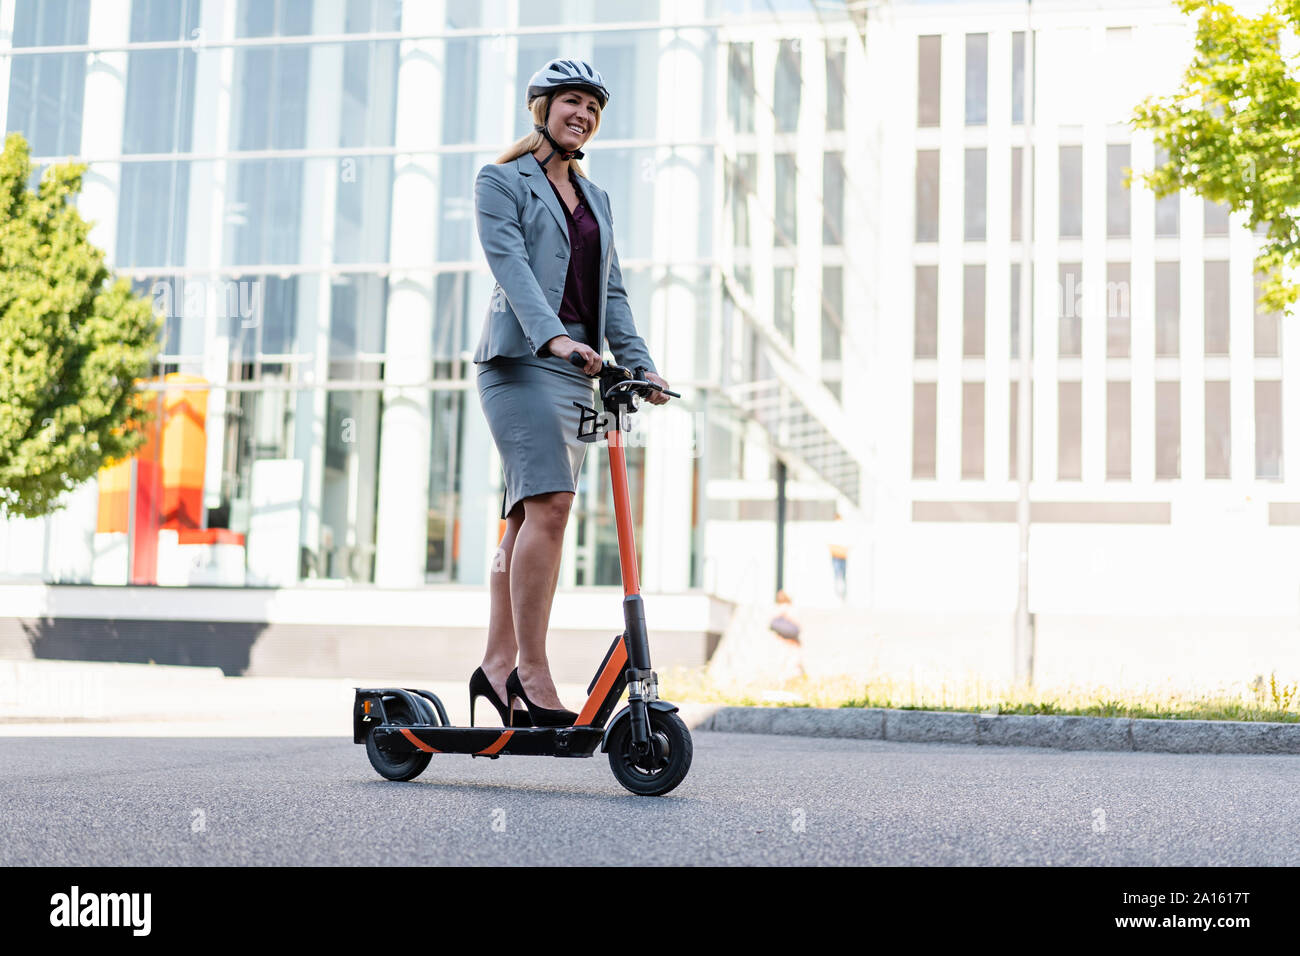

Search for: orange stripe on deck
xmin=575 ymin=641 xmax=628 ymax=727
xmin=476 ymin=730 xmax=513 ymax=755
xmin=400 ymin=728 xmax=439 ymax=753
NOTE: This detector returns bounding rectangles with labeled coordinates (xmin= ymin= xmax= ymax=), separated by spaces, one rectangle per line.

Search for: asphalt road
xmin=3 ymin=732 xmax=1298 ymax=866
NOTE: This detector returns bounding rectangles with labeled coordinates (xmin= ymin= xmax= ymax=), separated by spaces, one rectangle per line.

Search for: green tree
xmin=0 ymin=131 xmax=161 ymax=520
xmin=1132 ymin=0 xmax=1300 ymax=314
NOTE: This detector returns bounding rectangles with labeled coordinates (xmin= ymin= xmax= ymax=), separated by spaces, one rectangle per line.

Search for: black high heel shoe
xmin=506 ymin=668 xmax=578 ymax=727
xmin=469 ymin=667 xmax=532 ymax=727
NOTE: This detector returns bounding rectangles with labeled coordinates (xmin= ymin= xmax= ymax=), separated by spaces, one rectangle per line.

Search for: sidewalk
xmin=3 ymin=660 xmax=1298 ymax=753
xmin=0 ymin=659 xmax=592 ymax=737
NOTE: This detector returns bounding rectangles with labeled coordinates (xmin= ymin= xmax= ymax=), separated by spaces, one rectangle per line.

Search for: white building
xmin=861 ymin=0 xmax=1300 ymax=687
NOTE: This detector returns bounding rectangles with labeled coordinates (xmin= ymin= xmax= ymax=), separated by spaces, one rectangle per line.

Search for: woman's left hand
xmin=643 ymin=371 xmax=672 ymax=405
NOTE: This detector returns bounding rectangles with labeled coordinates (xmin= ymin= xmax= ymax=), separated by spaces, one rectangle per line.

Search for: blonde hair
xmin=494 ymin=90 xmax=602 ymax=178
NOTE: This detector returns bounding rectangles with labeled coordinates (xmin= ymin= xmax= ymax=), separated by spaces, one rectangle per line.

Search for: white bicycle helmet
xmin=525 ymin=57 xmax=610 ymax=109
xmin=526 ymin=58 xmax=610 ymax=168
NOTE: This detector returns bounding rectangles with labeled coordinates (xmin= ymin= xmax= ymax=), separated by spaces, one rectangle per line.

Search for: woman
xmin=468 ymin=58 xmax=672 ymax=728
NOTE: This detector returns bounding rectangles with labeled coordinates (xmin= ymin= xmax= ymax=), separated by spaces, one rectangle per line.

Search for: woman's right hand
xmin=546 ymin=335 xmax=602 ymax=376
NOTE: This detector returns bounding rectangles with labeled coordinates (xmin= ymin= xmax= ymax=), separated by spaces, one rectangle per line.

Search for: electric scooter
xmin=353 ymin=355 xmax=692 ymax=796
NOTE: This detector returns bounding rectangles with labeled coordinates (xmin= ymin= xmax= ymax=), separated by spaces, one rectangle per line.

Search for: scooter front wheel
xmin=607 ymin=709 xmax=692 ymax=796
xmin=365 ymin=697 xmax=433 ymax=782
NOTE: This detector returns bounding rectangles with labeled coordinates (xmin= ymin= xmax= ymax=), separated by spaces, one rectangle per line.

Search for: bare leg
xmin=480 ymin=504 xmax=524 ymax=713
xmin=509 ymin=490 xmax=573 ymax=710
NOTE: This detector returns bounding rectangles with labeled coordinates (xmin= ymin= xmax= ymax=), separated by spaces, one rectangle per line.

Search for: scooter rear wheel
xmin=607 ymin=709 xmax=692 ymax=796
xmin=365 ymin=697 xmax=433 ymax=782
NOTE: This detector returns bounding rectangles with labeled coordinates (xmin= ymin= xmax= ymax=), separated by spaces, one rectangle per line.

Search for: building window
xmin=774 ymin=153 xmax=797 ymax=246
xmin=437 ymin=154 xmax=475 ymax=262
xmin=965 ymin=33 xmax=988 ymax=126
xmin=116 ymin=0 xmax=201 ymax=269
xmin=963 ymin=264 xmax=985 ymax=357
xmin=433 ymin=271 xmax=472 ymax=360
xmin=425 ymin=389 xmax=465 ymax=580
xmin=962 ymin=382 xmax=985 ymax=479
xmin=1107 ymin=381 xmax=1131 ymax=480
xmin=916 ymin=149 xmax=939 ymax=242
xmin=1107 ymin=262 xmax=1131 ymax=358
xmin=231 ymin=274 xmax=300 ymax=357
xmin=918 ymin=35 xmax=941 ymax=127
xmin=1059 ymin=262 xmax=1082 ymax=357
xmin=316 ymin=387 xmax=381 ymax=581
xmin=1059 ymin=145 xmax=1082 ymax=239
xmin=965 ymin=148 xmax=987 ymax=241
xmin=823 ymin=151 xmax=845 ymax=245
xmin=913 ymin=382 xmax=937 ymax=479
xmin=1058 ymin=381 xmax=1082 ymax=480
xmin=1256 ymin=270 xmax=1281 ymax=357
xmin=1107 ymin=144 xmax=1131 ymax=238
xmin=1011 ymin=31 xmax=1026 ymax=125
xmin=775 ymin=38 xmax=802 ymax=133
xmin=1155 ymin=261 xmax=1180 ymax=357
xmin=1010 ymin=262 xmax=1032 ymax=359
xmin=1009 ymin=380 xmax=1032 ymax=478
xmin=330 ymin=274 xmax=388 ymax=368
xmin=1256 ymin=380 xmax=1283 ymax=479
xmin=735 ymin=264 xmax=753 ymax=300
xmin=774 ymin=266 xmax=795 ymax=341
xmin=1010 ymin=146 xmax=1032 ymax=242
xmin=1156 ymin=381 xmax=1181 ymax=479
xmin=6 ymin=0 xmax=91 ymax=157
xmin=727 ymin=43 xmax=755 ymax=134
xmin=826 ymin=37 xmax=846 ymax=132
xmin=230 ymin=2 xmax=311 ymax=266
xmin=1204 ymin=198 xmax=1230 ymax=237
xmin=591 ymin=39 xmax=637 ymax=139
xmin=1205 ymin=380 xmax=1231 ymax=479
xmin=822 ymin=265 xmax=843 ymax=361
xmin=442 ymin=30 xmax=482 ymax=144
xmin=915 ymin=265 xmax=938 ymax=358
xmin=728 ymin=153 xmax=756 ymax=248
xmin=238 ymin=0 xmax=313 ymax=35
xmin=229 ymin=159 xmax=306 ymax=265
xmin=1204 ymin=260 xmax=1229 ymax=356
xmin=1155 ymin=147 xmax=1180 ymax=237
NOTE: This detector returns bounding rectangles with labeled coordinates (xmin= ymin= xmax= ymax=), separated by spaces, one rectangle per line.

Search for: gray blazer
xmin=472 ymin=152 xmax=657 ymax=375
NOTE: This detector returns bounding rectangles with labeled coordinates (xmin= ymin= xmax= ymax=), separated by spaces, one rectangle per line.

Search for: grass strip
xmin=659 ymin=668 xmax=1300 ymax=724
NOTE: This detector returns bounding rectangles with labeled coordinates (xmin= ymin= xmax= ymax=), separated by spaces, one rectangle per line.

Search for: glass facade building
xmin=0 ymin=0 xmax=871 ymax=608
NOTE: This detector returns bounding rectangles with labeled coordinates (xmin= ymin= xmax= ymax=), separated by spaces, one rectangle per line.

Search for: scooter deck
xmin=355 ymin=633 xmax=631 ymax=759
xmin=371 ymin=724 xmax=607 ymax=759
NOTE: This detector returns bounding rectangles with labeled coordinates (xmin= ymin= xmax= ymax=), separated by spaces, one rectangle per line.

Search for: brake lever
xmin=634 ymin=365 xmax=681 ymax=399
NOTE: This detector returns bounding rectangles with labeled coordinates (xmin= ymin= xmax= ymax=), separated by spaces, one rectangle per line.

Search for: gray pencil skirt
xmin=476 ymin=360 xmax=596 ymax=520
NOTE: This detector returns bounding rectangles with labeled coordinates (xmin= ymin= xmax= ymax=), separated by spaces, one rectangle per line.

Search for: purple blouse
xmin=546 ymin=172 xmax=601 ymax=348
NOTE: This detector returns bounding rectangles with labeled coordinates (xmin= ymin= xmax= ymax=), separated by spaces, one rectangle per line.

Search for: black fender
xmin=600 ymin=700 xmax=680 ymax=753
xmin=353 ymin=687 xmax=445 ymax=743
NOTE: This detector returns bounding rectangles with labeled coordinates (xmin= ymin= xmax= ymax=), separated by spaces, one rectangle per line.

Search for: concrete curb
xmin=678 ymin=705 xmax=1300 ymax=755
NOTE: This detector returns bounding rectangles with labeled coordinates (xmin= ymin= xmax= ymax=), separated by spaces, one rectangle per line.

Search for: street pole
xmin=1014 ymin=0 xmax=1036 ymax=684
xmin=775 ymin=458 xmax=787 ymax=595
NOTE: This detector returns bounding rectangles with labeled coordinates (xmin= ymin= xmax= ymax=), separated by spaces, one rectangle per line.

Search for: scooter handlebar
xmin=567 ymin=352 xmax=680 ymax=399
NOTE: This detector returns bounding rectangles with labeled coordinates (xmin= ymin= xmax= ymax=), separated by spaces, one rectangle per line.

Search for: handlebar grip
xmin=568 ymin=351 xmax=586 ymax=368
